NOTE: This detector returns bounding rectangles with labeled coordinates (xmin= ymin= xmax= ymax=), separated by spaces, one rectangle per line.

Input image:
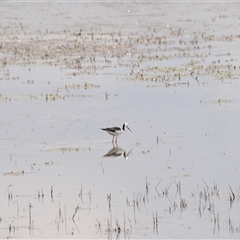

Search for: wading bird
xmin=101 ymin=123 xmax=131 ymax=143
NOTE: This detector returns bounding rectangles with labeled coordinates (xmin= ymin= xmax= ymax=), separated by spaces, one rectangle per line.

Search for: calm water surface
xmin=0 ymin=2 xmax=240 ymax=239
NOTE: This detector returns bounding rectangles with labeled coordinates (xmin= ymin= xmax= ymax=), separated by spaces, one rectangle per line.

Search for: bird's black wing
xmin=101 ymin=127 xmax=121 ymax=132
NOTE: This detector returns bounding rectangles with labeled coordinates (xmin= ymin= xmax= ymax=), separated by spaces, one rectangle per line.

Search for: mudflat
xmin=1 ymin=2 xmax=240 ymax=238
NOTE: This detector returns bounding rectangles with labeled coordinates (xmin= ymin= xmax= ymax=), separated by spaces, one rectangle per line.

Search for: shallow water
xmin=0 ymin=2 xmax=240 ymax=239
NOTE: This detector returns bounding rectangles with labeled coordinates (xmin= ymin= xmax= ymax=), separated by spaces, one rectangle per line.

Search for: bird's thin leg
xmin=112 ymin=136 xmax=114 ymax=143
xmin=115 ymin=136 xmax=118 ymax=143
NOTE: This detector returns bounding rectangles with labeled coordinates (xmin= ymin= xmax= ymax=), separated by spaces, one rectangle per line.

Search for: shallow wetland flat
xmin=0 ymin=2 xmax=240 ymax=239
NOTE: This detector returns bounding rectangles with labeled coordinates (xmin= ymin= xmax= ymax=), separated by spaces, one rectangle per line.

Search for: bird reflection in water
xmin=103 ymin=142 xmax=132 ymax=159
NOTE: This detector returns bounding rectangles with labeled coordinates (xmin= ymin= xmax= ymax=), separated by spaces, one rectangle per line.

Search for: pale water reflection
xmin=0 ymin=2 xmax=240 ymax=239
xmin=103 ymin=142 xmax=132 ymax=159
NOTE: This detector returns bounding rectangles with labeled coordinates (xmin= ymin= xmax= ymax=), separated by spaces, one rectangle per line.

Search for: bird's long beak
xmin=127 ymin=126 xmax=132 ymax=132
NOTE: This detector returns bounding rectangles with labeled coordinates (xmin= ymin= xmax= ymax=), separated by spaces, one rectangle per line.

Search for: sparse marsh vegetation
xmin=1 ymin=2 xmax=240 ymax=239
